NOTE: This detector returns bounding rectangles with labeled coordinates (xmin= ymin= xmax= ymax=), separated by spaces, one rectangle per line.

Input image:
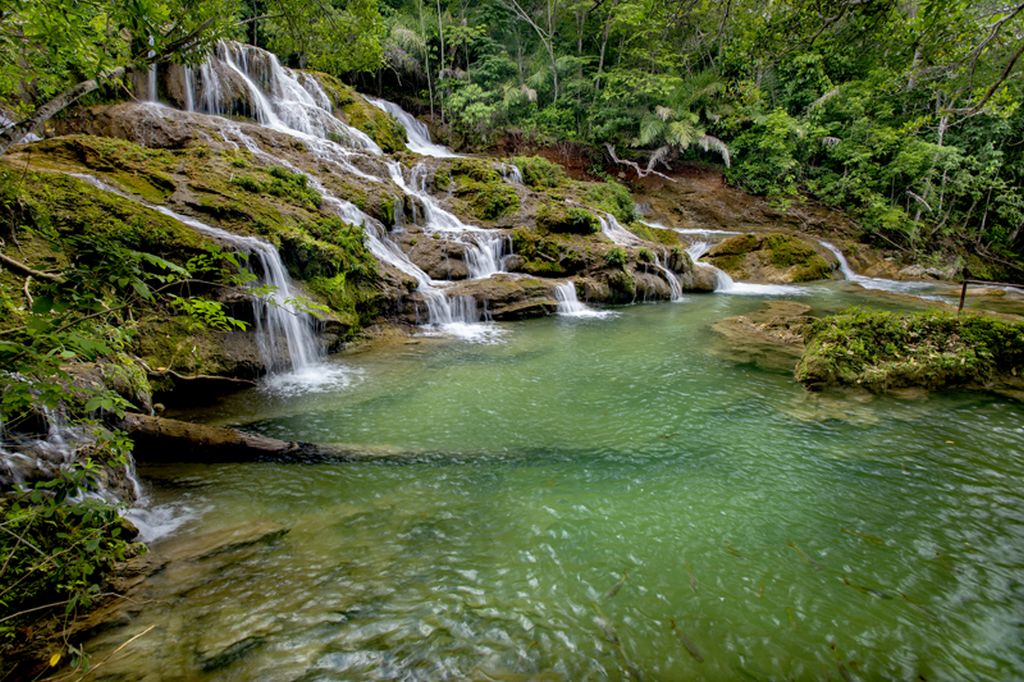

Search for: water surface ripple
xmin=86 ymin=296 xmax=1024 ymax=681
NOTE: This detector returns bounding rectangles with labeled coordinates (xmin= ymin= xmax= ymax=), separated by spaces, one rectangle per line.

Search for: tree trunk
xmin=436 ymin=0 xmax=446 ymax=124
xmin=0 ymin=66 xmax=127 ymax=156
xmin=121 ymin=413 xmax=370 ymax=463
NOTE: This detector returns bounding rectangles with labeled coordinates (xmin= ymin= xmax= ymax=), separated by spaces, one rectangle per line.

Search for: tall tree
xmin=0 ymin=0 xmax=240 ymax=155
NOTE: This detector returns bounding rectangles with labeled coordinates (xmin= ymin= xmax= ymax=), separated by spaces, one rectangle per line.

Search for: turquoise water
xmin=86 ymin=292 xmax=1024 ymax=681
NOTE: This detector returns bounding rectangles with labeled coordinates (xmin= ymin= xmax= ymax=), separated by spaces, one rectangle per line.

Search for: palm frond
xmin=697 ymin=134 xmax=731 ymax=168
xmin=637 ymin=115 xmax=667 ymax=147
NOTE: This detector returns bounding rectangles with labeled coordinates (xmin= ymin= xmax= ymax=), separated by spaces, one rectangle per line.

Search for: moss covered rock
xmin=510 ymin=227 xmax=588 ymax=276
xmin=706 ymin=232 xmax=835 ymax=283
xmin=439 ymin=158 xmax=520 ymax=222
xmin=536 ymin=203 xmax=599 ymax=235
xmin=511 ymin=155 xmax=565 ymax=189
xmin=795 ymin=308 xmax=1024 ymax=393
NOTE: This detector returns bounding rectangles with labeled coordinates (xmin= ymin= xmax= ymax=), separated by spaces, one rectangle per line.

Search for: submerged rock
xmin=711 ymin=301 xmax=814 ymax=371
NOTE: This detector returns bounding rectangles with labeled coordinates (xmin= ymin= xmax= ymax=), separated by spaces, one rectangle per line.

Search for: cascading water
xmin=817 ymin=240 xmax=938 ymax=297
xmin=213 ymin=125 xmax=502 ymax=339
xmin=172 ymin=42 xmax=510 ymax=338
xmin=365 ymin=96 xmax=461 ymax=158
xmin=603 ymin=214 xmax=684 ymax=300
xmin=651 ymin=254 xmax=685 ymax=302
xmin=647 ymin=220 xmax=943 ymax=299
xmin=501 ymin=163 xmax=524 ymax=184
xmin=68 ymin=173 xmax=356 ymax=392
xmin=386 ymin=161 xmax=513 ymax=280
xmin=0 ymin=396 xmax=186 ymax=542
xmin=600 ymin=213 xmax=643 ymax=246
xmin=194 ymin=42 xmax=382 ymax=153
xmin=554 ymin=281 xmax=613 ymax=318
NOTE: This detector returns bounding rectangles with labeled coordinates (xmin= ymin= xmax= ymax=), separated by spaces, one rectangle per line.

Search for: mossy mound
xmin=795 ymin=308 xmax=1024 ymax=393
xmin=584 ymin=180 xmax=635 ymax=223
xmin=438 ymin=158 xmax=520 ymax=222
xmin=312 ymin=72 xmax=407 ymax=153
xmin=511 ymin=155 xmax=565 ymax=189
xmin=536 ymin=203 xmax=599 ymax=235
xmin=510 ymin=227 xmax=589 ymax=276
xmin=0 ymin=165 xmax=214 ymax=268
xmin=707 ymin=232 xmax=834 ymax=283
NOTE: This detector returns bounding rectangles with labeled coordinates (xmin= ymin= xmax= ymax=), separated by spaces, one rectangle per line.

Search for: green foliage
xmin=446 ymin=83 xmax=500 ymax=145
xmin=536 ymin=204 xmax=599 ymax=235
xmin=796 ymin=308 xmax=1024 ymax=392
xmin=725 ymin=109 xmax=803 ymax=197
xmin=258 ymin=0 xmax=386 ymax=75
xmin=372 ymin=0 xmax=1024 ymax=273
xmin=0 ymin=465 xmax=140 ymax=643
xmin=0 ymin=0 xmax=238 ymax=138
xmin=584 ymin=181 xmax=635 ymax=223
xmin=0 ymin=168 xmax=248 ymax=425
xmin=604 ymin=247 xmax=627 ymax=269
xmin=511 ymin=156 xmax=565 ymax=189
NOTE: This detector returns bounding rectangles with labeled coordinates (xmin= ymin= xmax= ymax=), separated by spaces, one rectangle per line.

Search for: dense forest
xmin=3 ymin=0 xmax=1023 ymax=275
xmin=2 ymin=0 xmax=1024 ymax=677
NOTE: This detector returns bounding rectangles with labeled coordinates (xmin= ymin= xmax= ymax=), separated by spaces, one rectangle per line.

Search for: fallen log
xmin=120 ymin=413 xmax=368 ymax=463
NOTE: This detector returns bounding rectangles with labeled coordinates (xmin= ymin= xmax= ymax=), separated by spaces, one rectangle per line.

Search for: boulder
xmin=706 ymin=232 xmax=836 ymax=283
xmin=711 ymin=301 xmax=814 ymax=371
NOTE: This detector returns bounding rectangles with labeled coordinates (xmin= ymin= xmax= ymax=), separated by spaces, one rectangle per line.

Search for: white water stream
xmin=554 ymin=281 xmax=613 ymax=318
xmin=644 ymin=220 xmax=949 ymax=298
xmin=69 ymin=173 xmax=356 ymax=394
xmin=365 ymin=96 xmax=461 ymax=158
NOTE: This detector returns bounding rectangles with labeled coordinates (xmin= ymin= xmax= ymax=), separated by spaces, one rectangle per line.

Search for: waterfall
xmin=217 ymin=126 xmax=501 ymax=334
xmin=649 ymin=220 xmax=940 ymax=298
xmin=385 ymin=161 xmax=513 ymax=279
xmin=501 ymin=162 xmax=524 ymax=184
xmin=462 ymin=234 xmax=513 ymax=279
xmin=147 ymin=64 xmax=158 ymax=102
xmin=365 ymin=96 xmax=461 ymax=158
xmin=161 ymin=42 xmax=514 ymax=338
xmin=554 ymin=281 xmax=613 ymax=318
xmin=388 ymin=161 xmax=476 ymax=232
xmin=816 ymin=240 xmax=936 ymax=296
xmin=651 ymin=254 xmax=685 ymax=302
xmin=184 ymin=41 xmax=382 ymax=154
xmin=600 ymin=214 xmax=642 ymax=246
xmin=183 ymin=67 xmax=195 ymax=112
xmin=68 ymin=174 xmax=359 ymax=391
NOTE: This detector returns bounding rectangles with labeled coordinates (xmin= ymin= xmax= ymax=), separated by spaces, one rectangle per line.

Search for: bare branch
xmin=0 ymin=252 xmax=65 ymax=282
xmin=604 ymin=144 xmax=676 ymax=181
xmin=0 ymin=66 xmax=126 ymax=156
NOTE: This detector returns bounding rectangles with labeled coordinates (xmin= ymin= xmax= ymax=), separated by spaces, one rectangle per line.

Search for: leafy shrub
xmin=511 ymin=155 xmax=565 ymax=189
xmin=795 ymin=308 xmax=1024 ymax=391
xmin=0 ymin=464 xmax=141 ymax=643
xmin=605 ymin=247 xmax=627 ymax=268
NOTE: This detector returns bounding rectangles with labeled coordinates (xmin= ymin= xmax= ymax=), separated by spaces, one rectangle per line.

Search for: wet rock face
xmin=402 ymin=234 xmax=470 ymax=280
xmin=706 ymin=232 xmax=837 ymax=283
xmin=53 ymin=103 xmax=201 ymax=149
